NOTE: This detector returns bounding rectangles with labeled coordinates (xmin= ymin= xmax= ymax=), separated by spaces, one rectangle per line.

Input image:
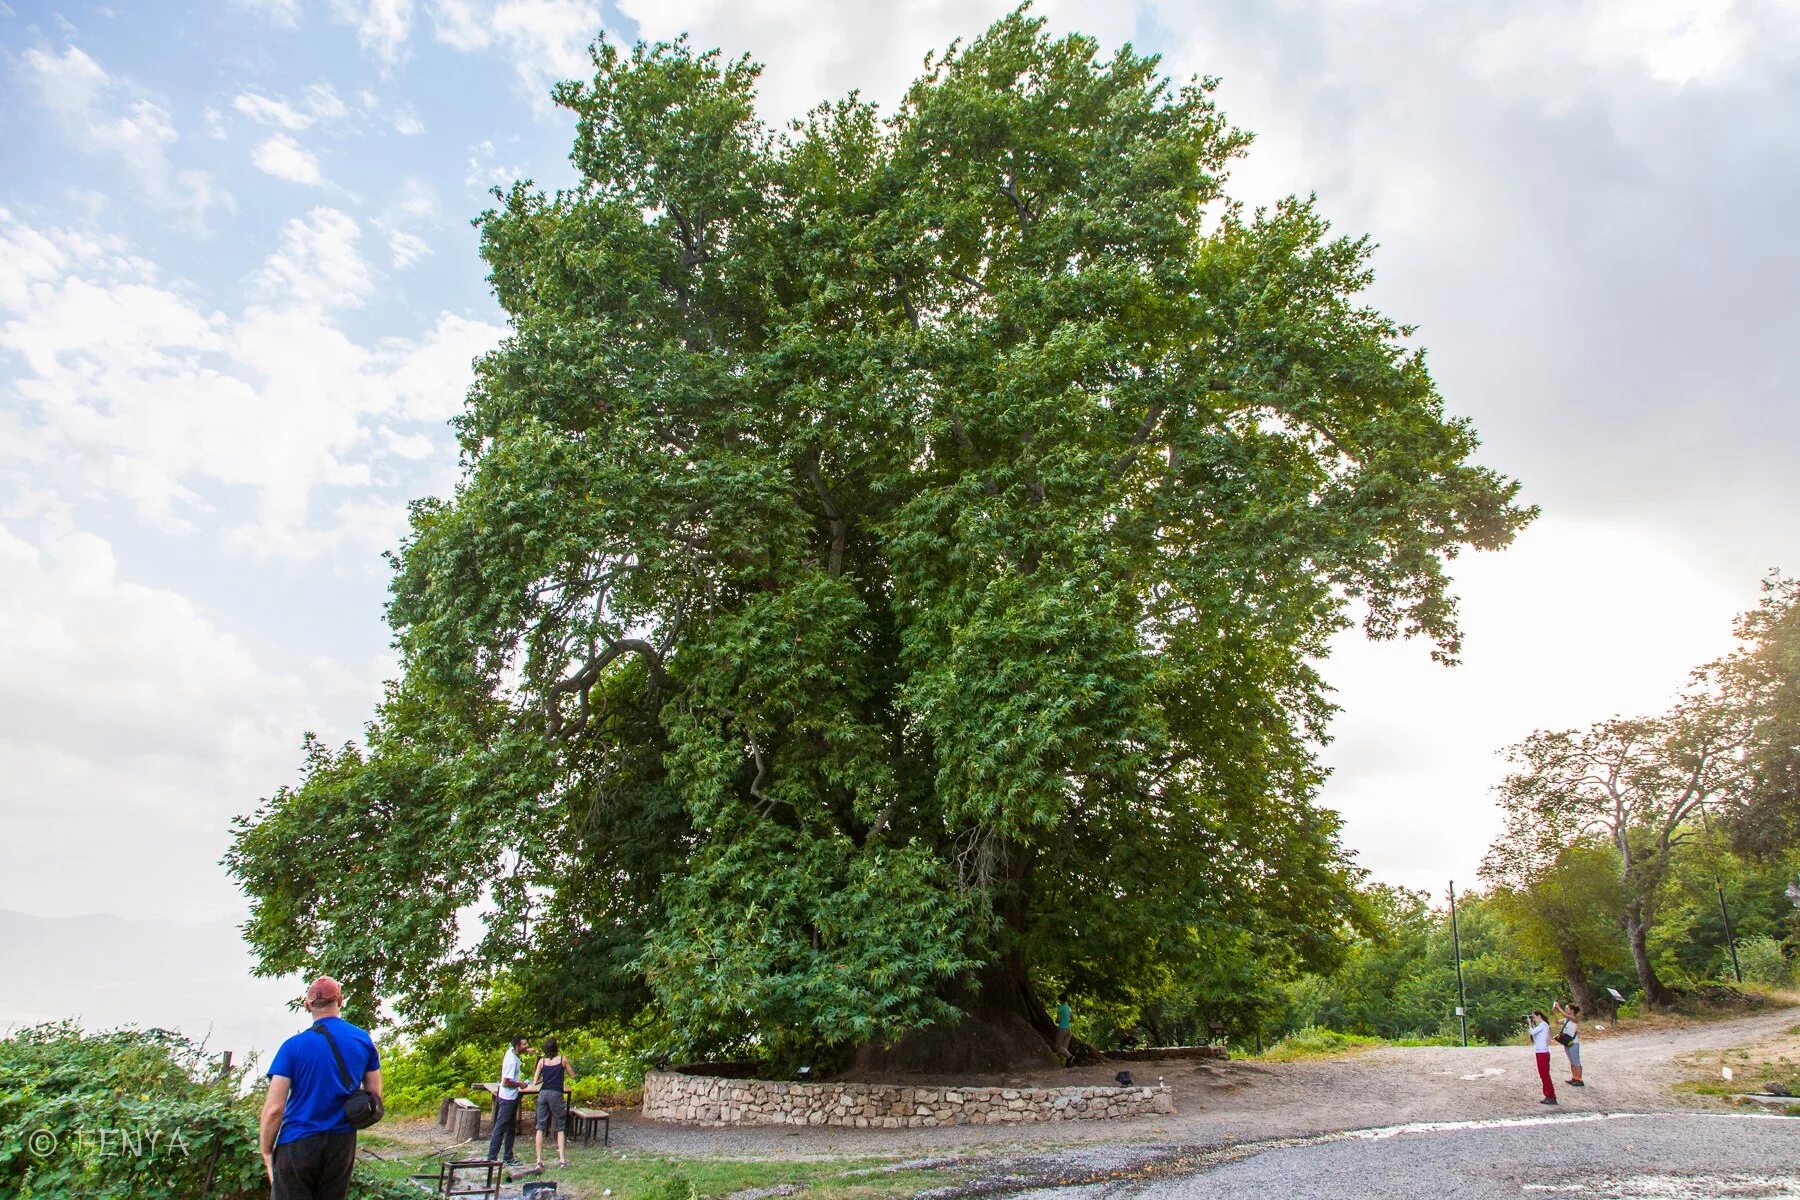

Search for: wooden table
xmin=473 ymin=1082 xmax=587 ymax=1138
xmin=473 ymin=1081 xmax=539 ymax=1132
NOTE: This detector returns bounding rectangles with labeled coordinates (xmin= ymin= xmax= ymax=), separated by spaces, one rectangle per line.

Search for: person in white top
xmin=1553 ymin=1001 xmax=1585 ymax=1086
xmin=486 ymin=1035 xmax=533 ymax=1164
xmin=1527 ymin=1011 xmax=1557 ymax=1105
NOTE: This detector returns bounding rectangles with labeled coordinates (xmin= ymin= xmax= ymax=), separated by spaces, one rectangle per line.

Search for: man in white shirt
xmin=485 ymin=1036 xmax=532 ymax=1164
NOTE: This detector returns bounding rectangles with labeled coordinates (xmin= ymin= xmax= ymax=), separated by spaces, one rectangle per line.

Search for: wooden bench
xmin=569 ymin=1107 xmax=610 ymax=1147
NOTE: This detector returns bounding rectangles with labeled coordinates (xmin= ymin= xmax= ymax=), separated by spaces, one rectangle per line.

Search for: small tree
xmin=1482 ymin=836 xmax=1627 ymax=1018
xmin=1494 ymin=700 xmax=1749 ymax=1008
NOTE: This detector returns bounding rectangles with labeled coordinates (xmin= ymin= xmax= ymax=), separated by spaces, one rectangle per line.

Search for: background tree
xmin=227 ymin=10 xmax=1531 ymax=1070
xmin=1716 ymin=575 xmax=1800 ymax=855
xmin=1482 ymin=838 xmax=1627 ymax=1019
xmin=1494 ymin=697 xmax=1750 ymax=1008
xmin=1654 ymin=839 xmax=1800 ymax=983
xmin=1277 ymin=884 xmax=1562 ymax=1045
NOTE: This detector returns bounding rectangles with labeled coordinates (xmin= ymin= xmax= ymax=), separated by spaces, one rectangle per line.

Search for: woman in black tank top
xmin=530 ymin=1037 xmax=576 ymax=1168
xmin=540 ymin=1058 xmax=566 ymax=1092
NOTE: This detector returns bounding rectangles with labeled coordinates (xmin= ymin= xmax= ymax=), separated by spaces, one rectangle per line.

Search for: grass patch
xmin=361 ymin=1147 xmax=968 ymax=1200
xmin=1250 ymin=1027 xmax=1469 ymax=1062
xmin=1672 ymin=1023 xmax=1800 ymax=1104
xmin=1254 ymin=1027 xmax=1388 ymax=1062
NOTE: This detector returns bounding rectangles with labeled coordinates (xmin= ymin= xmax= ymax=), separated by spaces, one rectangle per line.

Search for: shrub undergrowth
xmin=0 ymin=1023 xmax=412 ymax=1200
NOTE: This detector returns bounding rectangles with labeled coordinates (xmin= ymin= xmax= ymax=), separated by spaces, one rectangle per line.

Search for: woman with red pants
xmin=1527 ymin=1011 xmax=1557 ymax=1105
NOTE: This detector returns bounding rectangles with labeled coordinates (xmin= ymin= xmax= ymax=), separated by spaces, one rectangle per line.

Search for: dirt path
xmin=595 ymin=1007 xmax=1799 ymax=1160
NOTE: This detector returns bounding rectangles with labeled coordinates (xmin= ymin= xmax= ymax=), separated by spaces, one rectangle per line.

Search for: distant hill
xmin=0 ymin=908 xmax=309 ymax=1066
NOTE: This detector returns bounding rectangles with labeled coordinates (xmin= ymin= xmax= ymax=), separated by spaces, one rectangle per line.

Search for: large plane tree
xmin=227 ymin=11 xmax=1532 ymax=1070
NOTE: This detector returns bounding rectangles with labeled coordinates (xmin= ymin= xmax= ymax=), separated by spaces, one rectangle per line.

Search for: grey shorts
xmin=535 ymin=1089 xmax=566 ymax=1131
xmin=1564 ymin=1041 xmax=1581 ymax=1068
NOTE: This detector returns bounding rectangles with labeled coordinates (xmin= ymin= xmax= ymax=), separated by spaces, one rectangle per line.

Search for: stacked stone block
xmin=642 ymin=1070 xmax=1175 ymax=1127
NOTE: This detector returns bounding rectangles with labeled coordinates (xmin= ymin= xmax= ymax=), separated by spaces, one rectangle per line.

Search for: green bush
xmin=638 ymin=1173 xmax=698 ymax=1200
xmin=0 ymin=1023 xmax=412 ymax=1200
xmin=1735 ymin=936 xmax=1793 ymax=989
xmin=1257 ymin=1026 xmax=1386 ymax=1061
xmin=380 ymin=1024 xmax=648 ymax=1117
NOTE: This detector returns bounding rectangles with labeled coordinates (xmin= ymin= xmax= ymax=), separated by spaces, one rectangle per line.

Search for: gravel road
xmin=1011 ymin=1113 xmax=1800 ymax=1199
xmin=603 ymin=1007 xmax=1799 ymax=1159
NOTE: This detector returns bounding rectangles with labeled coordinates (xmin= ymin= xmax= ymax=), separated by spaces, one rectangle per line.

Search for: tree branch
xmin=802 ymin=455 xmax=849 ymax=579
xmin=1108 ymin=401 xmax=1169 ymax=482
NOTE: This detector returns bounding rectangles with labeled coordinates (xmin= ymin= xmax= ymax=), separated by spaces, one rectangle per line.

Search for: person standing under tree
xmin=1054 ymin=996 xmax=1074 ymax=1060
xmin=1527 ymin=1010 xmax=1557 ymax=1105
xmin=531 ymin=1037 xmax=575 ymax=1169
xmin=1553 ymin=1001 xmax=1585 ymax=1087
xmin=486 ymin=1036 xmax=532 ymax=1165
xmin=259 ymin=976 xmax=382 ymax=1200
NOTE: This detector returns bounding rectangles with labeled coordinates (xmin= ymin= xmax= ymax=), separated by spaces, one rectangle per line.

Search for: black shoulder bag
xmin=311 ymin=1021 xmax=384 ymax=1130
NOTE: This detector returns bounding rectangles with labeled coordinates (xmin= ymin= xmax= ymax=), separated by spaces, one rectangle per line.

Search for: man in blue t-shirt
xmin=259 ymin=976 xmax=382 ymax=1200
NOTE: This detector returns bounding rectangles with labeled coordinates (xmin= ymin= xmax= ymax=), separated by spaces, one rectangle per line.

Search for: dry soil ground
xmin=574 ymin=1005 xmax=1800 ymax=1159
xmin=377 ymin=1005 xmax=1800 ymax=1200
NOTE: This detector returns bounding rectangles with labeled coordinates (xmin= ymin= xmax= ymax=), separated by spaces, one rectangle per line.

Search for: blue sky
xmin=3 ymin=0 xmax=1798 ymax=952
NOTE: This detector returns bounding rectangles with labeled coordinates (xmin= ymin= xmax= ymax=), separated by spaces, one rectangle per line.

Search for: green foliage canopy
xmin=1277 ymin=885 xmax=1568 ymax=1046
xmin=226 ymin=10 xmax=1531 ymax=1064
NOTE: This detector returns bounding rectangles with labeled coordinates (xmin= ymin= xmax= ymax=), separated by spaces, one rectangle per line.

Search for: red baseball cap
xmin=305 ymin=976 xmax=344 ymax=1008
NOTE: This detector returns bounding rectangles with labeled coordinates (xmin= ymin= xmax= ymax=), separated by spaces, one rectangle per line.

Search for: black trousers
xmin=271 ymin=1130 xmax=356 ymax=1200
xmin=486 ymin=1096 xmax=520 ymax=1161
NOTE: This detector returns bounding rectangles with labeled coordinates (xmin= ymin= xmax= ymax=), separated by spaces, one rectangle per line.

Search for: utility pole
xmin=1449 ymin=880 xmax=1469 ymax=1048
xmin=1698 ymin=802 xmax=1744 ymax=984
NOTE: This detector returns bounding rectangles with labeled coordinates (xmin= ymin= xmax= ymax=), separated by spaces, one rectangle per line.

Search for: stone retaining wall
xmin=642 ymin=1069 xmax=1175 ymax=1128
xmin=1109 ymin=1045 xmax=1229 ymax=1062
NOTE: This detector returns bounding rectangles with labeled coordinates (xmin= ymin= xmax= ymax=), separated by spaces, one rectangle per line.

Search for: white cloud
xmin=0 ymin=522 xmax=385 ymax=920
xmin=233 ymin=84 xmax=350 ymax=138
xmin=234 ymin=93 xmax=311 ymax=130
xmin=393 ymin=104 xmax=425 ymax=135
xmin=1320 ymin=516 xmax=1746 ymax=895
xmin=613 ymin=0 xmax=1135 ymax=122
xmin=251 ymin=133 xmax=326 ymax=185
xmin=387 ymin=229 xmax=431 ymax=268
xmin=1478 ymin=0 xmax=1779 ymax=92
xmin=0 ymin=207 xmax=111 ymax=309
xmin=384 ymin=312 xmax=499 ymax=423
xmin=387 ymin=176 xmax=437 ymax=223
xmin=302 ymin=82 xmax=351 ymax=122
xmin=335 ymin=0 xmax=417 ymax=66
xmin=232 ymin=0 xmax=303 ymax=26
xmin=430 ymin=0 xmax=603 ymax=103
xmin=464 ymin=138 xmax=524 ymax=189
xmin=22 ymin=46 xmax=228 ymax=227
xmin=376 ymin=178 xmax=438 ymax=268
xmin=0 ymin=209 xmax=503 ymax=557
xmin=253 ymin=207 xmax=373 ymax=309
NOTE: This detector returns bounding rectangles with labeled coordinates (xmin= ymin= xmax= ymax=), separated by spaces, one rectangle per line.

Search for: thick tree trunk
xmin=1556 ymin=940 xmax=1611 ymax=1020
xmin=850 ymin=835 xmax=1068 ymax=1075
xmin=1623 ymin=908 xmax=1668 ymax=1008
xmin=847 ymin=955 xmax=1061 ymax=1075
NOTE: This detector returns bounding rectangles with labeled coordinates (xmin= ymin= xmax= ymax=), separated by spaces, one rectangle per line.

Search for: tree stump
xmin=447 ymin=1097 xmax=482 ymax=1143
